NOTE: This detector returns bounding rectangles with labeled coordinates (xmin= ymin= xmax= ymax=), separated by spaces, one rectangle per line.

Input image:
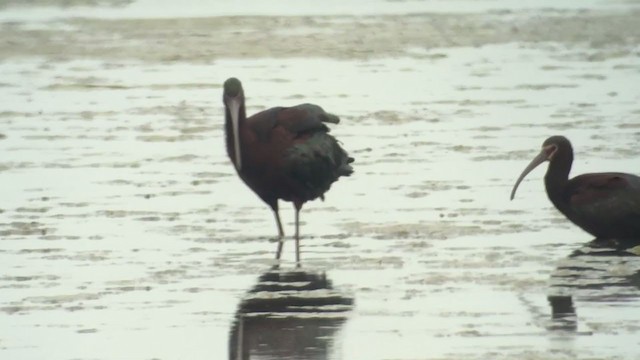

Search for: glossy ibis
xmin=222 ymin=77 xmax=354 ymax=263
xmin=510 ymin=135 xmax=640 ymax=243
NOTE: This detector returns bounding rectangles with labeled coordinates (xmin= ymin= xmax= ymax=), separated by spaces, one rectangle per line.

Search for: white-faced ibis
xmin=510 ymin=135 xmax=640 ymax=243
xmin=222 ymin=77 xmax=354 ymax=263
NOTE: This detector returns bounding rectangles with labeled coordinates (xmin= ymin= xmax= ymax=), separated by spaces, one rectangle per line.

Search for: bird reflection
xmin=229 ymin=267 xmax=354 ymax=360
xmin=547 ymin=240 xmax=640 ymax=332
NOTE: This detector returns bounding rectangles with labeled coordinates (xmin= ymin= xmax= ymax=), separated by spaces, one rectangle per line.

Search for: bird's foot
xmin=588 ymin=238 xmax=619 ymax=249
xmin=588 ymin=238 xmax=640 ymax=254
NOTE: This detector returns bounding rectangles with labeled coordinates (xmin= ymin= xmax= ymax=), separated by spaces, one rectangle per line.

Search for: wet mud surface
xmin=1 ymin=1 xmax=640 ymax=359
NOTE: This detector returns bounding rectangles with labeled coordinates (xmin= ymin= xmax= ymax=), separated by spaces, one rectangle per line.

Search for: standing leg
xmin=271 ymin=201 xmax=286 ymax=260
xmin=293 ymin=202 xmax=303 ymax=265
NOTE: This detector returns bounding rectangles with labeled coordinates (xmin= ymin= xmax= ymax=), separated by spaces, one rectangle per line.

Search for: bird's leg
xmin=293 ymin=202 xmax=303 ymax=266
xmin=272 ymin=202 xmax=285 ymax=260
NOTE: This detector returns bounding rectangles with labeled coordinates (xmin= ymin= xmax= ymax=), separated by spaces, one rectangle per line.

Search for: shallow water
xmin=1 ymin=1 xmax=640 ymax=359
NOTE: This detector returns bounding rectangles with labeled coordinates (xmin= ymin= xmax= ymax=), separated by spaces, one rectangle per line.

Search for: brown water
xmin=1 ymin=1 xmax=640 ymax=359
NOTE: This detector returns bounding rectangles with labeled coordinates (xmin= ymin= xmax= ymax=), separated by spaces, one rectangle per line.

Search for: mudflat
xmin=1 ymin=1 xmax=640 ymax=359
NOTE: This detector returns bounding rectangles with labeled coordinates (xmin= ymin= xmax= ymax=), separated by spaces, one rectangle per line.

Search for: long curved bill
xmin=227 ymin=97 xmax=242 ymax=171
xmin=510 ymin=150 xmax=548 ymax=200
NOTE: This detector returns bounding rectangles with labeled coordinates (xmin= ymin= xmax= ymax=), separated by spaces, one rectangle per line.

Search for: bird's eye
xmin=545 ymin=144 xmax=558 ymax=159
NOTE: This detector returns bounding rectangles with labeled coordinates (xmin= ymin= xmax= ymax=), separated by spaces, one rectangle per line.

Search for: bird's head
xmin=510 ymin=135 xmax=570 ymax=200
xmin=223 ymin=77 xmax=243 ymax=99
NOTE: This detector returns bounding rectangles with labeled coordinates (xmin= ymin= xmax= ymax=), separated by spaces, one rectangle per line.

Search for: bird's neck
xmin=544 ymin=151 xmax=573 ymax=210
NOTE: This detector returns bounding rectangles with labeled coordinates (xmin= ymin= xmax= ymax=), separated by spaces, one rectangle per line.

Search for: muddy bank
xmin=1 ymin=1 xmax=640 ymax=359
xmin=2 ymin=9 xmax=640 ymax=61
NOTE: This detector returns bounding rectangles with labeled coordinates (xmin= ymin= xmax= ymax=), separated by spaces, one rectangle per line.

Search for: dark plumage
xmin=511 ymin=135 xmax=640 ymax=244
xmin=222 ymin=77 xmax=353 ymax=263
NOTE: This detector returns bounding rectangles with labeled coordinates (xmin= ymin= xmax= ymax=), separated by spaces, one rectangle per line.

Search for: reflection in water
xmin=229 ymin=268 xmax=354 ymax=360
xmin=547 ymin=295 xmax=576 ymax=331
xmin=547 ymin=241 xmax=640 ymax=331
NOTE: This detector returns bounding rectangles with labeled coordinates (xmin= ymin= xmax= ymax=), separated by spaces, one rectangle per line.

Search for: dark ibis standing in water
xmin=222 ymin=77 xmax=354 ymax=263
xmin=510 ymin=135 xmax=640 ymax=245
